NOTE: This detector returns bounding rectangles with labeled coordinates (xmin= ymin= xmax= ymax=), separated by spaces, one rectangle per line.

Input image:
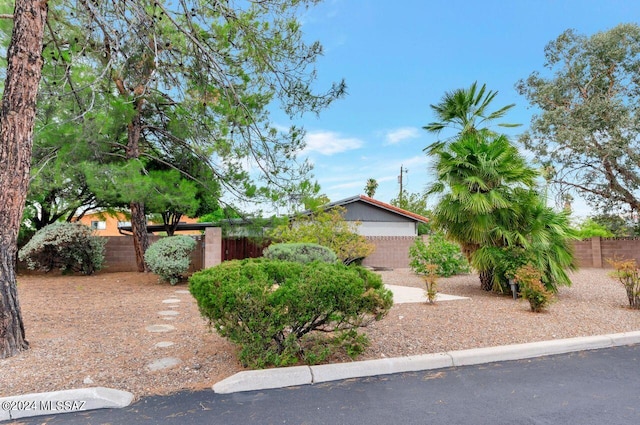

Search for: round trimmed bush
xmin=263 ymin=242 xmax=338 ymax=264
xmin=18 ymin=222 xmax=106 ymax=275
xmin=145 ymin=235 xmax=196 ymax=285
xmin=189 ymin=258 xmax=393 ymax=367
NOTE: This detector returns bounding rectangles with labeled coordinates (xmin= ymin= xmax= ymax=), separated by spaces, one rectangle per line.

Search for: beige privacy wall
xmin=95 ymin=235 xmax=640 ymax=273
xmin=361 ymin=236 xmax=424 ymax=269
xmin=102 ymin=235 xmax=204 ymax=272
xmin=573 ymin=237 xmax=640 ymax=268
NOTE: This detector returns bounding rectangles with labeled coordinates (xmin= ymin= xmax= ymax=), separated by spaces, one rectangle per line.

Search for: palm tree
xmin=472 ymin=188 xmax=578 ymax=292
xmin=364 ymin=178 xmax=378 ymax=198
xmin=425 ymin=83 xmax=576 ymax=292
xmin=423 ymin=82 xmax=520 ymax=151
xmin=428 ymin=131 xmax=538 ymax=290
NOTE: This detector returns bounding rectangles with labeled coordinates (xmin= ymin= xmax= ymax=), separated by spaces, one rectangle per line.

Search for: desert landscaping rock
xmin=5 ymin=269 xmax=640 ymax=402
xmin=155 ymin=341 xmax=175 ymax=348
xmin=147 ymin=357 xmax=182 ymax=372
xmin=162 ymin=298 xmax=181 ymax=304
xmin=158 ymin=310 xmax=179 ymax=316
xmin=145 ymin=324 xmax=176 ymax=333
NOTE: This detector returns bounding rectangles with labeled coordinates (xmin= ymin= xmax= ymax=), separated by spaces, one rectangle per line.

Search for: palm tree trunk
xmin=479 ymin=269 xmax=494 ymax=291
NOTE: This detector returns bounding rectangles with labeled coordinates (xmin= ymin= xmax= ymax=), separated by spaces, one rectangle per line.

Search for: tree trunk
xmin=0 ymin=0 xmax=48 ymax=358
xmin=130 ymin=201 xmax=150 ymax=272
xmin=126 ymin=109 xmax=150 ymax=272
xmin=479 ymin=269 xmax=494 ymax=292
xmin=162 ymin=211 xmax=183 ymax=236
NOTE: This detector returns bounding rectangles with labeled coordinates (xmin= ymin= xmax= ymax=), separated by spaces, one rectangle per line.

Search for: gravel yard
xmin=1 ymin=268 xmax=638 ymax=400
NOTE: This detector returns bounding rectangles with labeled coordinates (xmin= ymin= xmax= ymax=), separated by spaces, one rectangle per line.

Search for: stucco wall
xmin=354 ymin=221 xmax=417 ymax=237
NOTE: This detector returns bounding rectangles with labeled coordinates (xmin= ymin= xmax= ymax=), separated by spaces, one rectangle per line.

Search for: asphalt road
xmin=7 ymin=344 xmax=640 ymax=425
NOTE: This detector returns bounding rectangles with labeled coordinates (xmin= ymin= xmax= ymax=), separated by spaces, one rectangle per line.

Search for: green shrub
xmin=145 ymin=235 xmax=196 ymax=285
xmin=18 ymin=222 xmax=105 ymax=275
xmin=514 ymin=265 xmax=554 ymax=312
xmin=409 ymin=232 xmax=470 ymax=277
xmin=472 ymin=246 xmax=535 ymax=294
xmin=263 ymin=242 xmax=338 ymax=264
xmin=268 ymin=205 xmax=375 ymax=265
xmin=189 ymin=259 xmax=393 ymax=368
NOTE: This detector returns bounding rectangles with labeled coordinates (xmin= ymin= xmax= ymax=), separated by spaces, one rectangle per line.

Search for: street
xmin=7 ymin=344 xmax=640 ymax=425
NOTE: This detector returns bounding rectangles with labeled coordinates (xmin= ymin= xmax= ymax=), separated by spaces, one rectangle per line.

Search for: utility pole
xmin=398 ymin=165 xmax=408 ymax=205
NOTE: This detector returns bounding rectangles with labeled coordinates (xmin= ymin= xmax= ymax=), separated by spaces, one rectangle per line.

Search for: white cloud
xmin=302 ymin=131 xmax=363 ymax=155
xmin=328 ymin=180 xmax=366 ymax=190
xmin=385 ymin=127 xmax=420 ymax=144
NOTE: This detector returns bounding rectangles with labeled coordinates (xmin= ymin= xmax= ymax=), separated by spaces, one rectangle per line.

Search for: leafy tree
xmin=198 ymin=206 xmax=241 ymax=224
xmin=575 ymin=218 xmax=615 ymax=239
xmin=390 ymin=190 xmax=431 ymax=235
xmin=517 ymin=24 xmax=640 ymax=215
xmin=364 ymin=178 xmax=378 ymax=198
xmin=35 ymin=0 xmax=345 ymax=271
xmin=590 ymin=213 xmax=637 ymax=237
xmin=269 ymin=205 xmax=375 ymax=265
xmin=0 ymin=0 xmax=48 ymax=358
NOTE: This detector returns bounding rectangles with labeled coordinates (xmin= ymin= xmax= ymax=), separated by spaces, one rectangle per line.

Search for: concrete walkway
xmin=385 ymin=284 xmax=469 ymax=304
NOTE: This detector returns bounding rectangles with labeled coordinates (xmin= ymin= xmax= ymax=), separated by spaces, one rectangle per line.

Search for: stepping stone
xmin=162 ymin=298 xmax=181 ymax=304
xmin=147 ymin=357 xmax=181 ymax=371
xmin=158 ymin=310 xmax=179 ymax=316
xmin=175 ymin=290 xmax=190 ymax=294
xmin=162 ymin=317 xmax=176 ymax=321
xmin=145 ymin=324 xmax=175 ymax=333
xmin=169 ymin=305 xmax=180 ymax=309
xmin=155 ymin=341 xmax=174 ymax=348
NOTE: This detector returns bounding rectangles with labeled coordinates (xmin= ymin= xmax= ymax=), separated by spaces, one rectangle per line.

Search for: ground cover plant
xmin=189 ymin=258 xmax=393 ymax=368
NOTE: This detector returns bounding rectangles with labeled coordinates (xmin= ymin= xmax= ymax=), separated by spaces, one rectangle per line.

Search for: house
xmin=87 ymin=196 xmax=428 ymax=272
xmin=300 ymin=195 xmax=429 ymax=269
xmin=316 ymin=194 xmax=428 ymax=237
xmin=74 ymin=211 xmax=201 ymax=236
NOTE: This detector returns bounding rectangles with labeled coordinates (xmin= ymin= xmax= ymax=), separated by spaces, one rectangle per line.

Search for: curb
xmin=0 ymin=387 xmax=134 ymax=422
xmin=212 ymin=330 xmax=640 ymax=394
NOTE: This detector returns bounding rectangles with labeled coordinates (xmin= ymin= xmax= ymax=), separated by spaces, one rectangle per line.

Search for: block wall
xmin=102 ymin=235 xmax=204 ymax=272
xmin=572 ymin=237 xmax=640 ymax=268
xmin=361 ymin=236 xmax=420 ymax=269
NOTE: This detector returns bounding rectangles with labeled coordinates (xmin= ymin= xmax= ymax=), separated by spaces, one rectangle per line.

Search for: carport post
xmin=204 ymin=227 xmax=222 ymax=269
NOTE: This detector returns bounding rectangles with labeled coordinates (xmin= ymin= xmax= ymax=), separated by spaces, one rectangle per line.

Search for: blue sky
xmin=272 ymin=0 xmax=640 ymax=218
